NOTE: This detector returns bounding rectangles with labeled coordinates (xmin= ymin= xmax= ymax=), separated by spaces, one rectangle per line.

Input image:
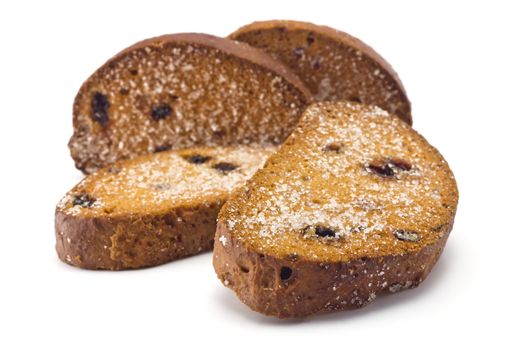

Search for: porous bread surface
xmin=56 ymin=145 xmax=275 ymax=270
xmin=229 ymin=20 xmax=411 ymax=124
xmin=70 ymin=33 xmax=312 ymax=173
xmin=213 ymin=102 xmax=457 ymax=317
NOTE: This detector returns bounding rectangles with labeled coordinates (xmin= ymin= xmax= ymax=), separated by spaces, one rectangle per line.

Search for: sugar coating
xmin=58 ymin=145 xmax=275 ymax=217
xmin=70 ymin=39 xmax=308 ymax=173
xmin=221 ymin=102 xmax=458 ymax=262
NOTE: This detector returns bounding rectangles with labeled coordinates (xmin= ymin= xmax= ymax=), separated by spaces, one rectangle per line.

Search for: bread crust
xmin=230 ymin=20 xmax=411 ymax=124
xmin=213 ymin=219 xmax=452 ymax=318
xmin=56 ymin=201 xmax=220 ymax=270
xmin=70 ymin=33 xmax=312 ymax=173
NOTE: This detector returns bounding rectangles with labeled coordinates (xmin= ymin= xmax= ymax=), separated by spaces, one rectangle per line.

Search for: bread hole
xmin=168 ymin=93 xmax=179 ymax=101
xmin=213 ymin=162 xmax=238 ymax=174
xmin=129 ymin=68 xmax=139 ymax=76
xmin=239 ymin=265 xmax=250 ymax=273
xmin=349 ymin=96 xmax=362 ymax=103
xmin=119 ymin=88 xmax=129 ymax=96
xmin=280 ymin=267 xmax=293 ymax=281
xmin=183 ymin=154 xmax=212 ymax=164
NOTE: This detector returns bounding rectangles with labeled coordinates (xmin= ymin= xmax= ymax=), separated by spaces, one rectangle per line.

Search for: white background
xmin=0 ymin=1 xmax=523 ymax=348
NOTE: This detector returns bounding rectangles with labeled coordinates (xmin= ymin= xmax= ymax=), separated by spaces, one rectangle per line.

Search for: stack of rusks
xmin=56 ymin=20 xmax=458 ymax=318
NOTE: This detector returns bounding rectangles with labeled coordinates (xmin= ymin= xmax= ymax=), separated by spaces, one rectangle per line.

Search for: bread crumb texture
xmin=58 ymin=145 xmax=275 ymax=218
xmin=69 ymin=34 xmax=311 ymax=173
xmin=230 ymin=20 xmax=411 ymax=123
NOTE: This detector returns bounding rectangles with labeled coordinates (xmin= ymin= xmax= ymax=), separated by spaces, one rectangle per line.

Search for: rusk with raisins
xmin=230 ymin=20 xmax=411 ymax=123
xmin=213 ymin=102 xmax=457 ymax=318
xmin=69 ymin=33 xmax=311 ymax=173
xmin=56 ymin=145 xmax=275 ymax=270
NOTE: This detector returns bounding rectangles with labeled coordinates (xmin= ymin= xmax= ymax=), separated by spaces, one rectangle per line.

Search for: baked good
xmin=69 ymin=33 xmax=312 ymax=173
xmin=229 ymin=20 xmax=411 ymax=124
xmin=56 ymin=145 xmax=275 ymax=270
xmin=213 ymin=102 xmax=458 ymax=318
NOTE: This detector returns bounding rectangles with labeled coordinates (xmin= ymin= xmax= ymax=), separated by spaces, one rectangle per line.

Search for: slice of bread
xmin=56 ymin=145 xmax=275 ymax=270
xmin=229 ymin=20 xmax=411 ymax=124
xmin=69 ymin=33 xmax=312 ymax=173
xmin=213 ymin=102 xmax=458 ymax=318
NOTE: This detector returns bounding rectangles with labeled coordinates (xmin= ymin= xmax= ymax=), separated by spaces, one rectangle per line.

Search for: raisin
xmin=119 ymin=88 xmax=129 ymax=95
xmin=213 ymin=162 xmax=238 ymax=173
xmin=91 ymin=92 xmax=110 ymax=127
xmin=72 ymin=193 xmax=96 ymax=208
xmin=366 ymin=158 xmax=412 ymax=178
xmin=280 ymin=267 xmax=293 ymax=280
xmin=306 ymin=32 xmax=315 ymax=45
xmin=303 ymin=225 xmax=337 ymax=238
xmin=154 ymin=144 xmax=172 ymax=153
xmin=129 ymin=68 xmax=138 ymax=76
xmin=390 ymin=158 xmax=412 ymax=171
xmin=293 ymin=47 xmax=305 ymax=58
xmin=184 ymin=154 xmax=212 ymax=164
xmin=151 ymin=104 xmax=172 ymax=121
xmin=393 ymin=229 xmax=420 ymax=242
xmin=367 ymin=163 xmax=395 ymax=178
xmin=349 ymin=96 xmax=362 ymax=103
xmin=315 ymin=226 xmax=336 ymax=238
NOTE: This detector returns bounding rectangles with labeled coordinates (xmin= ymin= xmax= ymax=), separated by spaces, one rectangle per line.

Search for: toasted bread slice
xmin=229 ymin=20 xmax=411 ymax=123
xmin=56 ymin=145 xmax=275 ymax=270
xmin=213 ymin=102 xmax=457 ymax=318
xmin=69 ymin=33 xmax=312 ymax=173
